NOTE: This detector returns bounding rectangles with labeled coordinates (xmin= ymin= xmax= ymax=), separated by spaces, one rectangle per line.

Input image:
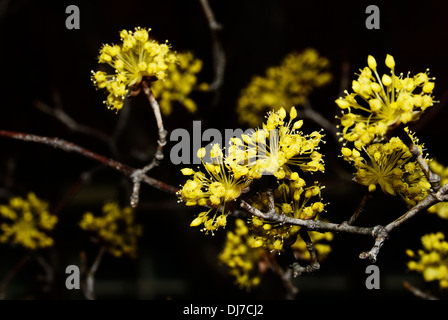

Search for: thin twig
xmin=35 ymin=255 xmax=54 ymax=293
xmin=266 ymin=253 xmax=298 ymax=299
xmin=403 ymin=281 xmax=438 ymax=300
xmin=34 ymin=99 xmax=110 ymax=143
xmin=239 ymin=199 xmax=379 ymax=236
xmin=409 ymin=142 xmax=441 ymax=192
xmin=130 ymin=80 xmax=169 ymax=207
xmin=344 ymin=192 xmax=372 ymax=225
xmin=302 ymin=98 xmax=338 ymax=142
xmin=199 ymin=0 xmax=225 ymax=104
xmin=241 ymin=180 xmax=448 ymax=263
xmin=0 ymin=130 xmax=179 ymax=197
xmin=359 ymin=183 xmax=448 ymax=262
xmin=51 ymin=166 xmax=101 ymax=216
xmin=290 ymin=230 xmax=320 ymax=277
xmin=81 ymin=246 xmax=106 ymax=300
xmin=338 ymin=60 xmax=351 ymax=97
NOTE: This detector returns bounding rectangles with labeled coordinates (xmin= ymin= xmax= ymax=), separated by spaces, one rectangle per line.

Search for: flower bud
xmin=368 ymin=55 xmax=377 ymax=70
xmin=385 ymin=54 xmax=395 ymax=70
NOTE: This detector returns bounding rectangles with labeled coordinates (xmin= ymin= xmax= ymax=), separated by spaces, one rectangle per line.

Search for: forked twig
xmin=130 ymin=80 xmax=169 ymax=207
xmin=80 ymin=246 xmax=106 ymax=300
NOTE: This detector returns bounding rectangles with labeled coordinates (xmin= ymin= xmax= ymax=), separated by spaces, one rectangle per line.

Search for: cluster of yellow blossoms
xmin=91 ymin=27 xmax=177 ymax=111
xmin=291 ymin=229 xmax=333 ymax=261
xmin=237 ymin=49 xmax=332 ymax=126
xmin=80 ymin=202 xmax=142 ymax=258
xmin=178 ymin=107 xmax=326 ymax=236
xmin=427 ymin=160 xmax=448 ymax=219
xmin=336 ymin=54 xmax=435 ymax=150
xmin=179 ymin=143 xmax=252 ymax=234
xmin=341 ymin=136 xmax=430 ymax=207
xmin=337 ymin=55 xmax=435 ymax=207
xmin=406 ymin=232 xmax=448 ymax=289
xmin=151 ymin=52 xmax=207 ymax=115
xmin=219 ymin=218 xmax=332 ymax=290
xmin=219 ymin=219 xmax=264 ymax=290
xmin=249 ymin=181 xmax=326 ymax=252
xmin=0 ymin=193 xmax=57 ymax=250
xmin=231 ymin=106 xmax=324 ymax=180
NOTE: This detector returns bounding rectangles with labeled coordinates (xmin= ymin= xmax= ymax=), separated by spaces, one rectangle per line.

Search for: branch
xmin=265 ymin=253 xmax=298 ymax=299
xmin=129 ymin=80 xmax=169 ymax=207
xmin=34 ymin=97 xmax=110 ymax=143
xmin=360 ymin=183 xmax=448 ymax=262
xmin=240 ymin=181 xmax=448 ymax=263
xmin=352 ymin=128 xmax=448 ymax=262
xmin=302 ymin=98 xmax=338 ymax=142
xmin=199 ymin=0 xmax=226 ymax=103
xmin=239 ymin=199 xmax=379 ymax=236
xmin=34 ymin=90 xmax=134 ymax=161
xmin=35 ymin=255 xmax=54 ymax=294
xmin=0 ymin=130 xmax=179 ymax=198
xmin=290 ymin=230 xmax=320 ymax=277
xmin=409 ymin=142 xmax=441 ymax=192
xmin=80 ymin=247 xmax=106 ymax=300
xmin=52 ymin=166 xmax=101 ymax=216
xmin=344 ymin=192 xmax=372 ymax=225
xmin=403 ymin=281 xmax=439 ymax=300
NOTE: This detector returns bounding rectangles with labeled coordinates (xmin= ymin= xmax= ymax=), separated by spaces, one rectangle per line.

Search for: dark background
xmin=0 ymin=0 xmax=447 ymax=299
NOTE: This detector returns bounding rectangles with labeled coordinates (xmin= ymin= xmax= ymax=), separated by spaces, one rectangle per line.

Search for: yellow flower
xmin=178 ymin=144 xmax=252 ymax=234
xmin=249 ymin=180 xmax=326 ymax=253
xmin=406 ymin=232 xmax=448 ymax=289
xmin=151 ymin=52 xmax=206 ymax=115
xmin=91 ymin=27 xmax=176 ymax=111
xmin=342 ymin=136 xmax=430 ymax=207
xmin=80 ymin=201 xmax=142 ymax=258
xmin=237 ymin=49 xmax=332 ymax=126
xmin=219 ymin=219 xmax=265 ymax=290
xmin=239 ymin=107 xmax=325 ymax=180
xmin=336 ymin=54 xmax=436 ymax=149
xmin=0 ymin=193 xmax=57 ymax=250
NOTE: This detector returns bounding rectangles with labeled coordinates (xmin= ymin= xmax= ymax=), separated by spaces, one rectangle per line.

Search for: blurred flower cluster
xmin=237 ymin=49 xmax=332 ymax=126
xmin=80 ymin=201 xmax=142 ymax=258
xmin=407 ymin=232 xmax=448 ymax=289
xmin=0 ymin=193 xmax=57 ymax=250
xmin=151 ymin=51 xmax=207 ymax=115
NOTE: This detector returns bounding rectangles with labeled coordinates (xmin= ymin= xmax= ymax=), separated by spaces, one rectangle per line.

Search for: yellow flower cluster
xmin=80 ymin=202 xmax=142 ymax=258
xmin=406 ymin=232 xmax=448 ymax=289
xmin=341 ymin=136 xmax=430 ymax=207
xmin=0 ymin=193 xmax=57 ymax=250
xmin=179 ymin=144 xmax=252 ymax=234
xmin=151 ymin=52 xmax=206 ymax=115
xmin=219 ymin=219 xmax=264 ymax=290
xmin=91 ymin=27 xmax=176 ymax=111
xmin=291 ymin=229 xmax=333 ymax=261
xmin=427 ymin=160 xmax=448 ymax=219
xmin=231 ymin=106 xmax=325 ymax=180
xmin=237 ymin=49 xmax=332 ymax=126
xmin=249 ymin=181 xmax=326 ymax=252
xmin=336 ymin=54 xmax=435 ymax=150
xmin=178 ymin=108 xmax=325 ymax=235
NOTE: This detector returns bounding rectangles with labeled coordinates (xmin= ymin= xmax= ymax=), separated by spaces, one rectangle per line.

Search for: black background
xmin=0 ymin=0 xmax=447 ymax=300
